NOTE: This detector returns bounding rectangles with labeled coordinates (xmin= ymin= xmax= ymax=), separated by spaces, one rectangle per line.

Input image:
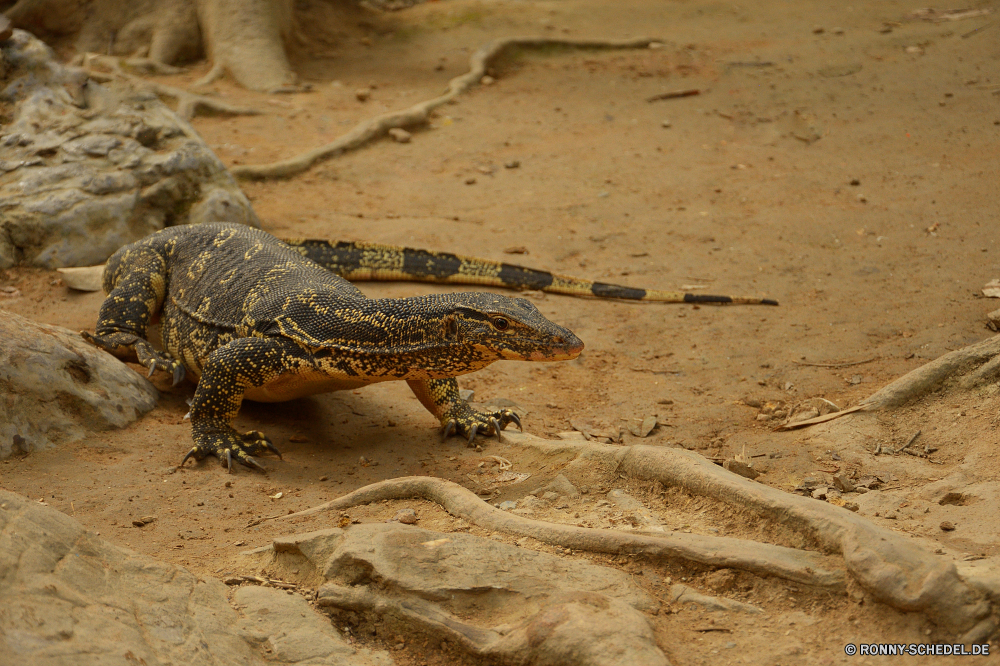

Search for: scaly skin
xmin=85 ymin=223 xmax=583 ymax=472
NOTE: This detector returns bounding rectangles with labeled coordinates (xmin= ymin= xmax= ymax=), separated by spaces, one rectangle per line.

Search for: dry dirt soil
xmin=3 ymin=0 xmax=1000 ymax=664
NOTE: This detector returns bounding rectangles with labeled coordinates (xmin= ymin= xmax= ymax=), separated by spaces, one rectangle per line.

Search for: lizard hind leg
xmin=407 ymin=378 xmax=522 ymax=446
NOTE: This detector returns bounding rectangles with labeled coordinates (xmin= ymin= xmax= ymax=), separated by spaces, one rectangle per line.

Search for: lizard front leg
xmin=181 ymin=336 xmax=304 ymax=473
xmin=407 ymin=378 xmax=522 ymax=445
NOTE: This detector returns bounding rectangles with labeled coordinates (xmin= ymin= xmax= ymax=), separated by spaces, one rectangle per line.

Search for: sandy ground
xmin=3 ymin=0 xmax=1000 ymax=664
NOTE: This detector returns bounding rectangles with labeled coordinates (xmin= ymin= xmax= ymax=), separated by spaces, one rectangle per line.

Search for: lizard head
xmin=441 ymin=293 xmax=584 ymax=363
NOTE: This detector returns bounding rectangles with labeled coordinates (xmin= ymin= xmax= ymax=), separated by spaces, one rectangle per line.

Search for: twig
xmin=792 ymin=357 xmax=876 ymax=368
xmin=646 ymin=88 xmax=701 ymax=102
xmin=271 ymin=476 xmax=844 ymax=589
xmin=230 ymin=36 xmax=663 ymax=180
xmin=247 ymin=513 xmax=284 ymax=527
xmin=962 ymin=21 xmax=994 ymax=38
xmin=901 ymin=430 xmax=922 ymax=450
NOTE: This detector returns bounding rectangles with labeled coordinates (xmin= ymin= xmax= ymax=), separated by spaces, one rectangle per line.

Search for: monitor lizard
xmin=83 ymin=223 xmax=776 ymax=473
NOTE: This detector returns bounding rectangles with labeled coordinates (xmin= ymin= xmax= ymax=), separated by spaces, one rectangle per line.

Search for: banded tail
xmin=284 ymin=239 xmax=778 ymax=306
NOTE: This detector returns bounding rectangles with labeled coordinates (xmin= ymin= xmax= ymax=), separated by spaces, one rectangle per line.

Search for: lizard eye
xmin=492 ymin=317 xmax=510 ymax=331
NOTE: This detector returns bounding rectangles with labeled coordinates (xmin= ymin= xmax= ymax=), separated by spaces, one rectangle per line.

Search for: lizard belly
xmin=243 ymin=368 xmax=371 ymax=402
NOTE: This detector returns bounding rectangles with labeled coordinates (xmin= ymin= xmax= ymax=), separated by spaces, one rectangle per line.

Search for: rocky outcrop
xmin=0 ymin=489 xmax=391 ymax=665
xmin=0 ymin=30 xmax=258 ymax=269
xmin=0 ymin=310 xmax=158 ymax=458
xmin=247 ymin=523 xmax=671 ymax=666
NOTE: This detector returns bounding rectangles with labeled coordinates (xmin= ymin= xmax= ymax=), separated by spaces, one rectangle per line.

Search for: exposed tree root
xmin=276 ymin=476 xmax=846 ymax=591
xmin=82 ymin=53 xmax=260 ymax=120
xmin=7 ymin=0 xmax=296 ymax=92
xmin=280 ymin=432 xmax=996 ymax=638
xmin=501 ymin=433 xmax=993 ymax=638
xmin=231 ymin=36 xmax=662 ymax=180
xmin=860 ymin=334 xmax=1000 ymax=410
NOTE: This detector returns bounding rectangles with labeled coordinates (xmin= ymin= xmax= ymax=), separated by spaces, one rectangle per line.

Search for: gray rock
xmin=0 ymin=490 xmax=393 ymax=665
xmin=0 ymin=309 xmax=158 ymax=458
xmin=253 ymin=522 xmax=669 ymax=666
xmin=538 ymin=473 xmax=581 ymax=498
xmin=0 ymin=30 xmax=258 ymax=269
xmin=235 ymin=586 xmax=392 ymax=666
xmin=325 ymin=523 xmax=655 ymax=611
xmin=0 ymin=489 xmax=261 ymax=665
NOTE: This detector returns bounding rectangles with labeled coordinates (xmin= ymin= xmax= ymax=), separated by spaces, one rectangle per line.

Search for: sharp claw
xmin=244 ymin=455 xmax=266 ymax=473
xmin=467 ymin=423 xmax=479 ymax=445
xmin=224 ymin=448 xmax=233 ymax=474
xmin=264 ymin=440 xmax=282 ymax=460
xmin=183 ymin=411 xmax=191 ymax=420
xmin=509 ymin=412 xmax=523 ymax=432
xmin=181 ymin=447 xmax=198 ymax=467
xmin=441 ymin=420 xmax=456 ymax=441
xmin=489 ymin=417 xmax=503 ymax=442
xmin=146 ymin=363 xmax=156 ymax=378
xmin=172 ymin=364 xmax=185 ymax=386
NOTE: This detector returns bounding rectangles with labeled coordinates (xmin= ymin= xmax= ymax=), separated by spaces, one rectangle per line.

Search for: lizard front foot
xmin=82 ymin=331 xmax=186 ymax=386
xmin=441 ymin=405 xmax=523 ymax=446
xmin=181 ymin=423 xmax=282 ymax=473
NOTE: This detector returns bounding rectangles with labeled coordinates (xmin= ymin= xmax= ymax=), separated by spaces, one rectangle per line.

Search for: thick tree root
xmin=860 ymin=334 xmax=1000 ymax=410
xmin=502 ymin=434 xmax=993 ymax=637
xmin=280 ymin=433 xmax=995 ymax=637
xmin=276 ymin=476 xmax=846 ymax=590
xmin=231 ymin=36 xmax=661 ymax=180
xmin=82 ymin=53 xmax=261 ymax=120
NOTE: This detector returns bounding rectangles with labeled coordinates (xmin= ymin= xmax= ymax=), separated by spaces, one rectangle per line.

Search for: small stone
xmin=480 ymin=75 xmax=495 ymax=85
xmin=661 ymin=119 xmax=672 ymax=128
xmin=811 ymin=487 xmax=828 ymax=500
xmin=541 ymin=491 xmax=560 ymax=501
xmin=756 ymin=413 xmax=772 ymax=421
xmin=812 ymin=26 xmax=825 ymax=34
xmin=724 ymin=460 xmax=759 ymax=480
xmin=498 ymin=500 xmax=517 ymax=511
xmin=833 ymin=27 xmax=845 ymax=35
xmin=319 ymin=476 xmax=329 ymax=482
xmin=844 ymin=502 xmax=859 ymax=512
xmin=465 ymin=177 xmax=477 ymax=185
xmin=940 ymin=521 xmax=956 ymax=531
xmin=832 ymin=473 xmax=855 ymax=493
xmin=504 ymin=160 xmax=521 ymax=169
xmin=388 ymin=128 xmax=411 ymax=143
xmin=392 ymin=508 xmax=418 ymax=524
xmin=355 ymin=88 xmax=371 ymax=102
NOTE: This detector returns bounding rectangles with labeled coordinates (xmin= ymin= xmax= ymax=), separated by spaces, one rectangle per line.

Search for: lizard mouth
xmin=526 ymin=334 xmax=584 ymax=362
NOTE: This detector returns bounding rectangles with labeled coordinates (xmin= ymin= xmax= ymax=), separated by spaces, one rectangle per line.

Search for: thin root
xmin=231 ymin=36 xmax=662 ymax=180
xmin=82 ymin=53 xmax=260 ymax=120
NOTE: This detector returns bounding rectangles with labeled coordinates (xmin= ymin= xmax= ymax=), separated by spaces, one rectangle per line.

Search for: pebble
xmin=940 ymin=521 xmax=956 ymax=531
xmin=355 ymin=88 xmax=371 ymax=102
xmin=388 ymin=128 xmax=411 ymax=143
xmin=498 ymin=500 xmax=517 ymax=511
xmin=480 ymin=75 xmax=495 ymax=85
xmin=661 ymin=119 xmax=672 ymax=128
xmin=811 ymin=487 xmax=829 ymax=500
xmin=392 ymin=508 xmax=418 ymax=524
xmin=465 ymin=177 xmax=477 ymax=185
xmin=131 ymin=515 xmax=156 ymax=527
xmin=504 ymin=160 xmax=521 ymax=169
